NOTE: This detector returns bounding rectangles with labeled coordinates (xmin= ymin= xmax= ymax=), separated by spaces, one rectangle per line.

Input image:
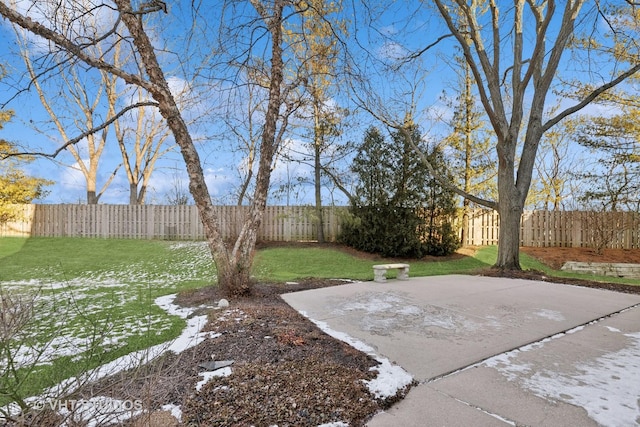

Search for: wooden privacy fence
xmin=0 ymin=204 xmax=344 ymax=242
xmin=462 ymin=209 xmax=640 ymax=248
xmin=2 ymin=205 xmax=640 ymax=249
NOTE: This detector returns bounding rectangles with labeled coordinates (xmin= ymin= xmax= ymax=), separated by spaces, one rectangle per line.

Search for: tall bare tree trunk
xmin=461 ymin=63 xmax=473 ymax=246
xmin=314 ymin=103 xmax=325 ymax=243
xmin=496 ymin=198 xmax=523 ymax=270
xmin=216 ymin=0 xmax=286 ymax=295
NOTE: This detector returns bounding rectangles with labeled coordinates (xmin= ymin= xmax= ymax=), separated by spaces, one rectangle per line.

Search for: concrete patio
xmin=282 ymin=275 xmax=640 ymax=426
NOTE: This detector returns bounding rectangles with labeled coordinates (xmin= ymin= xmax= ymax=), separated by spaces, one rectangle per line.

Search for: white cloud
xmin=377 ymin=41 xmax=409 ymax=62
xmin=7 ymin=1 xmax=119 ymax=54
xmin=379 ymin=24 xmax=398 ymax=36
xmin=59 ymin=161 xmax=87 ymax=191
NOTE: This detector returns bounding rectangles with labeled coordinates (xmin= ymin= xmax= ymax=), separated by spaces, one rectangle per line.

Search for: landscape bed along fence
xmin=1 ymin=205 xmax=640 ymax=249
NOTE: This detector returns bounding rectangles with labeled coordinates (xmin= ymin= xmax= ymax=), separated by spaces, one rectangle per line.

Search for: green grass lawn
xmin=1 ymin=237 xmax=638 ymax=408
xmin=0 ymin=238 xmax=216 ymax=406
xmin=252 ymin=245 xmax=497 ymax=281
xmin=0 ymin=237 xmax=28 ymax=259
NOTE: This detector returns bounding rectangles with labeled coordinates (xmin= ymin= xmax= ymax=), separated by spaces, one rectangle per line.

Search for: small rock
xmin=218 ymin=299 xmax=229 ymax=308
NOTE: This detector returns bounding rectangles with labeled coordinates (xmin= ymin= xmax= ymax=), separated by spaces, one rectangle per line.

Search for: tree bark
xmin=495 ymin=200 xmax=523 ymax=270
xmin=111 ymin=0 xmax=237 ymax=292
xmin=222 ymin=0 xmax=286 ymax=295
xmin=87 ymin=190 xmax=98 ymax=205
xmin=129 ymin=183 xmax=138 ymax=205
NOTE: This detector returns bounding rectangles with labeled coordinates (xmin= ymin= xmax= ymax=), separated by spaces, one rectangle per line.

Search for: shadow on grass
xmin=0 ymin=236 xmax=28 ymax=259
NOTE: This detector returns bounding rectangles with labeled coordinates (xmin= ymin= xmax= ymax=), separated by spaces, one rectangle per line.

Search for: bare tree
xmin=14 ymin=22 xmax=121 ymax=204
xmin=226 ymin=79 xmax=262 ymax=206
xmin=443 ymin=55 xmax=496 ymax=243
xmin=429 ymin=1 xmax=640 ymax=269
xmin=0 ymin=0 xmax=293 ymax=295
xmin=283 ymin=0 xmax=348 ymax=242
xmin=113 ymin=87 xmax=174 ymax=205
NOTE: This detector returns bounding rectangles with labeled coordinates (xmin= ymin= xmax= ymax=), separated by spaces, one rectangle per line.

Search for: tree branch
xmin=1 ymin=102 xmax=159 ymax=159
xmin=0 ymin=3 xmax=153 ymax=92
xmin=396 ymin=126 xmax=498 ymax=210
xmin=399 ymin=34 xmax=454 ymax=65
xmin=352 ymin=89 xmax=497 ymax=210
xmin=320 ymin=165 xmax=356 ymax=206
xmin=543 ymin=63 xmax=640 ymax=132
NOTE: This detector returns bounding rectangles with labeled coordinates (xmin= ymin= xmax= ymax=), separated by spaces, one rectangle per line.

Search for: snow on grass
xmin=0 ymin=241 xmax=218 ymax=425
xmin=39 ymin=294 xmax=212 ymax=395
xmin=10 ymin=335 xmax=97 ymax=368
xmin=0 ymin=241 xmax=214 ymax=372
xmin=2 ymin=293 xmax=215 ymax=425
xmin=298 ymin=311 xmax=413 ymax=400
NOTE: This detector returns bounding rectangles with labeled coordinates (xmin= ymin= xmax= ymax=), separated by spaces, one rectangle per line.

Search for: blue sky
xmin=0 ymin=1 xmax=635 ymax=208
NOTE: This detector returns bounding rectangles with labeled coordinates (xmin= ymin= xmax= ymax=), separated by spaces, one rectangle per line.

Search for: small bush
xmin=339 ymin=206 xmax=422 ymax=257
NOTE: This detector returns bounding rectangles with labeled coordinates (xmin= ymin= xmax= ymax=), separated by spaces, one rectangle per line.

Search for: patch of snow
xmin=196 ymin=367 xmax=233 ymax=391
xmin=0 ymin=278 xmax=65 ymax=289
xmin=299 ymin=312 xmax=413 ymax=399
xmin=533 ymin=309 xmax=565 ymax=321
xmin=155 ymin=294 xmax=193 ymax=318
xmin=364 ymin=358 xmax=414 ymax=399
xmin=317 ymin=422 xmax=349 ymax=427
xmin=161 ymin=403 xmax=182 ymax=421
xmin=522 ymin=331 xmax=640 ymax=427
xmin=483 ymin=352 xmax=535 ymax=382
xmin=168 ymin=241 xmax=208 ymax=251
xmin=11 ymin=335 xmax=95 ymax=368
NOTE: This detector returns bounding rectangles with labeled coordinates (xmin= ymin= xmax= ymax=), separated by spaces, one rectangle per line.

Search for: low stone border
xmin=561 ymin=261 xmax=640 ymax=279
